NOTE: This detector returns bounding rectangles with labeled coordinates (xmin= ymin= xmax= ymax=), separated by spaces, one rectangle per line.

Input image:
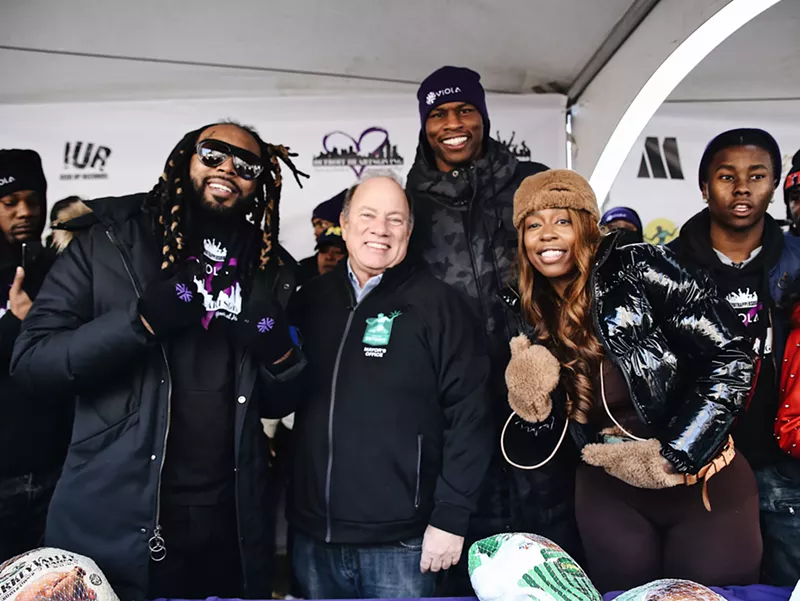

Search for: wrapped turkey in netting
xmin=614 ymin=579 xmax=724 ymax=601
xmin=468 ymin=533 xmax=601 ymax=601
xmin=0 ymin=548 xmax=119 ymax=601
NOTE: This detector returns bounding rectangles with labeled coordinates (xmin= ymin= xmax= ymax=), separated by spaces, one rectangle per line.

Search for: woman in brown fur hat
xmin=504 ymin=169 xmax=762 ymax=592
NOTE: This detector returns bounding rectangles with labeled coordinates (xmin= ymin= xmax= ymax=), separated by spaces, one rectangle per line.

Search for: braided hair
xmin=143 ymin=122 xmax=308 ymax=291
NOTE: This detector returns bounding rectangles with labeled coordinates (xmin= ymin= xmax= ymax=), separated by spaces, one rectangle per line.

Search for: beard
xmin=190 ymin=175 xmax=258 ymax=220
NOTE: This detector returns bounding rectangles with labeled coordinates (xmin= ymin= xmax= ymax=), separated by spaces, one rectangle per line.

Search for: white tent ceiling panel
xmin=0 ymin=0 xmax=637 ymax=103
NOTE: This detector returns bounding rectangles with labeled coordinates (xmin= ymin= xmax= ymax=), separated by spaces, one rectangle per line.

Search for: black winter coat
xmin=288 ymin=259 xmax=492 ymax=544
xmin=589 ymin=234 xmax=755 ymax=473
xmin=0 ymin=243 xmax=71 ymax=478
xmin=11 ymin=194 xmax=304 ymax=601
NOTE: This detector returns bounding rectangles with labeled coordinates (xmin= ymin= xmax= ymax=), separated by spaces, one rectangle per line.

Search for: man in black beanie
xmin=12 ymin=123 xmax=307 ymax=601
xmin=670 ymin=128 xmax=800 ymax=585
xmin=0 ymin=149 xmax=72 ymax=563
xmin=784 ymin=150 xmax=800 ymax=236
xmin=406 ymin=66 xmax=580 ymax=594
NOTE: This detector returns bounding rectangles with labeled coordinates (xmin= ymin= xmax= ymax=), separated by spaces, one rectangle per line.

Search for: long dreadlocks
xmin=143 ymin=122 xmax=308 ymax=293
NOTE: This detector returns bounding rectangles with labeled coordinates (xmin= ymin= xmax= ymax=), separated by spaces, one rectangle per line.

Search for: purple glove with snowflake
xmin=138 ymin=260 xmax=205 ymax=339
xmin=230 ymin=272 xmax=294 ymax=365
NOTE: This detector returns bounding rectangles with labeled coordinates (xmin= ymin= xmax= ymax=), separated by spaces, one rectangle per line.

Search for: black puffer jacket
xmin=588 ymin=234 xmax=754 ymax=473
xmin=11 ymin=194 xmax=304 ymax=601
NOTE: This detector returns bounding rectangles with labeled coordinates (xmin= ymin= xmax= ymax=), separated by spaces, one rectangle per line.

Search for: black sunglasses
xmin=195 ymin=139 xmax=264 ymax=181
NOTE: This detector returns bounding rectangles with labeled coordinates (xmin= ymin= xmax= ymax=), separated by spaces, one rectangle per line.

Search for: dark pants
xmin=146 ymin=503 xmax=243 ymax=599
xmin=293 ymin=530 xmax=436 ymax=599
xmin=0 ymin=469 xmax=60 ymax=563
xmin=575 ymin=454 xmax=762 ymax=593
xmin=755 ymin=457 xmax=800 ymax=585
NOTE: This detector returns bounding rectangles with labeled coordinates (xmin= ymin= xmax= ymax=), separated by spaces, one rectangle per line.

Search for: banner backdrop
xmin=607 ymin=100 xmax=800 ymax=245
xmin=0 ymin=94 xmax=566 ymax=261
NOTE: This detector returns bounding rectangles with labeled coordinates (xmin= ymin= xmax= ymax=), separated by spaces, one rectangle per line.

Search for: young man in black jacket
xmin=669 ymin=128 xmax=800 ymax=585
xmin=0 ymin=149 xmax=71 ymax=562
xmin=289 ymin=174 xmax=492 ymax=599
xmin=12 ymin=123 xmax=306 ymax=601
xmin=406 ymin=66 xmax=580 ymax=592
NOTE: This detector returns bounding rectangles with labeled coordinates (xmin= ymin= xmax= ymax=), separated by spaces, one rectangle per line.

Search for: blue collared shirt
xmin=347 ymin=260 xmax=383 ymax=304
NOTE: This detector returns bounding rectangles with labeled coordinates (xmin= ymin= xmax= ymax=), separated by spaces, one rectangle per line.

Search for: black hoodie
xmin=670 ymin=209 xmax=783 ymax=467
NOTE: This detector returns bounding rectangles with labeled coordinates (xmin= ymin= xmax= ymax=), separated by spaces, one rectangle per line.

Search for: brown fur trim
xmin=582 ymin=437 xmax=685 ymax=489
xmin=513 ymin=169 xmax=600 ymax=228
xmin=505 ymin=335 xmax=560 ymax=423
xmin=52 ymin=201 xmax=91 ymax=253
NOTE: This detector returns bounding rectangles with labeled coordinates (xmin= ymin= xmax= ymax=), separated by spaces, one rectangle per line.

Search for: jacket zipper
xmin=414 ymin=434 xmax=423 ymax=509
xmin=325 ymin=309 xmax=355 ymax=542
xmin=105 ymin=229 xmax=172 ymax=561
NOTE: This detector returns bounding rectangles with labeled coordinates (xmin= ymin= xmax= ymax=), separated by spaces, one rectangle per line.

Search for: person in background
xmin=0 ymin=149 xmax=72 ymax=562
xmin=669 ymin=128 xmax=800 ymax=585
xmin=46 ymin=195 xmax=89 ymax=252
xmin=11 ymin=123 xmax=307 ymax=600
xmin=313 ymin=225 xmax=347 ymax=276
xmin=406 ymin=65 xmax=577 ymax=594
xmin=784 ymin=150 xmax=800 ymax=236
xmin=297 ymin=190 xmax=346 ymax=286
xmin=509 ymin=169 xmax=759 ymax=592
xmin=289 ymin=173 xmax=492 ymax=599
xmin=599 ymin=206 xmax=644 ymax=243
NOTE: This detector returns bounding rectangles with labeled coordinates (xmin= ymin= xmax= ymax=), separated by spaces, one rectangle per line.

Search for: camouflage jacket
xmin=407 ymin=138 xmax=547 ymax=421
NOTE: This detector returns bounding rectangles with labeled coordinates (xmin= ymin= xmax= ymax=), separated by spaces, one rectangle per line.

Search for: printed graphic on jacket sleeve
xmin=637 ymin=137 xmax=684 ymax=180
xmin=363 ymin=311 xmax=402 ymax=346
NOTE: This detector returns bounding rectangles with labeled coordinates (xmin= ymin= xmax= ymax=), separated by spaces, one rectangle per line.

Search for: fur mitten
xmin=582 ymin=431 xmax=685 ymax=489
xmin=505 ymin=335 xmax=561 ymax=423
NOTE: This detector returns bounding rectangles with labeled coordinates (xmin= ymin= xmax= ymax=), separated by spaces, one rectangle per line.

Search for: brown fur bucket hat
xmin=513 ymin=169 xmax=600 ymax=229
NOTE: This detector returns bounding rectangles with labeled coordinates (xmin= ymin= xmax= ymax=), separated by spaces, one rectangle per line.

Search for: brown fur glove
xmin=505 ymin=335 xmax=561 ymax=423
xmin=582 ymin=431 xmax=685 ymax=489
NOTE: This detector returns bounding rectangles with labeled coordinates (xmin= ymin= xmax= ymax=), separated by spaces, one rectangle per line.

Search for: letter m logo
xmin=638 ymin=137 xmax=684 ymax=179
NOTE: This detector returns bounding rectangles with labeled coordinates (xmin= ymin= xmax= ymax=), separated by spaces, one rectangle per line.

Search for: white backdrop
xmin=607 ymin=100 xmax=800 ymax=245
xmin=0 ymin=93 xmax=567 ymax=261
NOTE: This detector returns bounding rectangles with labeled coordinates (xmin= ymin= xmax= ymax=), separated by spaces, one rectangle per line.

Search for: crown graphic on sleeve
xmin=203 ymin=238 xmax=228 ymax=263
xmin=726 ymin=288 xmax=758 ymax=309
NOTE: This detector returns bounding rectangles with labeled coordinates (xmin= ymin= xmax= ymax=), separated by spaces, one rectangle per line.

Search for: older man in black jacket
xmin=12 ymin=123 xmax=306 ymax=601
xmin=289 ymin=173 xmax=492 ymax=599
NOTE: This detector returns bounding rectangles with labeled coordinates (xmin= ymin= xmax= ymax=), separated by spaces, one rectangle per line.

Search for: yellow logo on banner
xmin=644 ymin=219 xmax=679 ymax=245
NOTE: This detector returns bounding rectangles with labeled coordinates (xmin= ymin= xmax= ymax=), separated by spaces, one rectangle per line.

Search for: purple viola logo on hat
xmin=425 ymin=92 xmax=436 ymax=105
xmin=175 ymin=283 xmax=193 ymax=303
xmin=312 ymin=127 xmax=404 ymax=177
xmin=257 ymin=317 xmax=275 ymax=333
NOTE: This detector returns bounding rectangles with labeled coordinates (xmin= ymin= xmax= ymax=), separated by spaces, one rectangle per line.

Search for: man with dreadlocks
xmin=11 ymin=123 xmax=308 ymax=601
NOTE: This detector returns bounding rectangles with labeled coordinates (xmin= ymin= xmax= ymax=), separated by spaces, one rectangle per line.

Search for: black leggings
xmin=575 ymin=453 xmax=762 ymax=593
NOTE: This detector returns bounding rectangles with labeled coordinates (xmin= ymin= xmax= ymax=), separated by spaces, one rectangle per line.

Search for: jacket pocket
xmin=415 ymin=434 xmax=423 ymax=510
xmin=65 ymin=410 xmax=139 ymax=471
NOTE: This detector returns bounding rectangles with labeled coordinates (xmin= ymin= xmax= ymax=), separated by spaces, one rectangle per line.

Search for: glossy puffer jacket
xmin=591 ymin=233 xmax=754 ymax=474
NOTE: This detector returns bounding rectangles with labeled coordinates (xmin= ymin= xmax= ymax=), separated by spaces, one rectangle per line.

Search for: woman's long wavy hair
xmin=517 ymin=208 xmax=604 ymax=424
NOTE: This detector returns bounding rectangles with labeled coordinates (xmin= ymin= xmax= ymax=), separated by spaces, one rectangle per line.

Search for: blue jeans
xmin=756 ymin=457 xmax=800 ymax=585
xmin=293 ymin=530 xmax=437 ymax=599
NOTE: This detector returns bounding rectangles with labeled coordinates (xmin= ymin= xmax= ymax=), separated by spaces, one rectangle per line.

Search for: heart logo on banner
xmin=322 ymin=127 xmax=390 ymax=177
